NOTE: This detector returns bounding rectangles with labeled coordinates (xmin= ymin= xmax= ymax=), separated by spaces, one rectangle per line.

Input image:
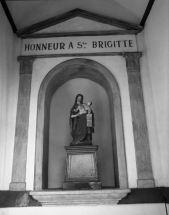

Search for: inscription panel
xmin=22 ymin=35 xmax=137 ymax=55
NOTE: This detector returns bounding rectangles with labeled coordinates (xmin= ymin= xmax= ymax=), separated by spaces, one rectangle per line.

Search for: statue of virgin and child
xmin=69 ymin=94 xmax=95 ymax=146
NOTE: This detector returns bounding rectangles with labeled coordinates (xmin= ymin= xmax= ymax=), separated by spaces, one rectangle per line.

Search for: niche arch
xmin=34 ymin=58 xmax=128 ymax=190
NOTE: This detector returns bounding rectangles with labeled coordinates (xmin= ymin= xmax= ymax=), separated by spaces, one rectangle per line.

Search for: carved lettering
xmin=68 ymin=42 xmax=74 ymax=49
xmin=22 ymin=35 xmax=137 ymax=55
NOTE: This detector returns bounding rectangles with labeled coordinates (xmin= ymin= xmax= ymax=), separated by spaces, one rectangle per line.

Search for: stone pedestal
xmin=63 ymin=145 xmax=101 ymax=190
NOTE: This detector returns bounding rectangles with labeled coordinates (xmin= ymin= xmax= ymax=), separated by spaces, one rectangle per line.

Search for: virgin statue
xmin=69 ymin=94 xmax=94 ymax=146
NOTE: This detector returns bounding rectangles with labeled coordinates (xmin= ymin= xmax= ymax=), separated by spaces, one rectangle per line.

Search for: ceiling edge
xmin=140 ymin=0 xmax=156 ymax=26
xmin=1 ymin=0 xmax=17 ymax=32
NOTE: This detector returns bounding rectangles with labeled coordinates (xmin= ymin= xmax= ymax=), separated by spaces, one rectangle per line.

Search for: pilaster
xmin=123 ymin=52 xmax=155 ymax=188
xmin=9 ymin=56 xmax=35 ymax=191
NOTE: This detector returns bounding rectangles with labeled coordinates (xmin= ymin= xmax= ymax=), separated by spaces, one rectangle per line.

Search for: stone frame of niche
xmin=34 ymin=58 xmax=128 ymax=190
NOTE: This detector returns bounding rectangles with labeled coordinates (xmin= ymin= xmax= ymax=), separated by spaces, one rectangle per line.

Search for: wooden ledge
xmin=30 ymin=189 xmax=130 ymax=206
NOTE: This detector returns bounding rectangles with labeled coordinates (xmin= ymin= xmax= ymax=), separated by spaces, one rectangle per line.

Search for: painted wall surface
xmin=26 ymin=56 xmax=137 ymax=190
xmin=0 ymin=204 xmax=167 ymax=215
xmin=0 ymin=5 xmax=21 ymax=190
xmin=137 ymin=0 xmax=169 ymax=186
xmin=49 ymin=78 xmax=114 ymax=188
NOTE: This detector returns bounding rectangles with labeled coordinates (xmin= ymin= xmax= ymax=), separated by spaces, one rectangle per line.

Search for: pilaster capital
xmin=17 ymin=56 xmax=36 ymax=74
xmin=122 ymin=52 xmax=142 ymax=72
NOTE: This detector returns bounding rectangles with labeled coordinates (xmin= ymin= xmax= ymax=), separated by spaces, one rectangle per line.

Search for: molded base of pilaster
xmin=137 ymin=179 xmax=155 ymax=188
xmin=9 ymin=182 xmax=26 ymax=191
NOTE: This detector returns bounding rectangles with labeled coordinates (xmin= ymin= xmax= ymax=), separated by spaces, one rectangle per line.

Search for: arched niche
xmin=34 ymin=58 xmax=128 ymax=190
xmin=48 ymin=78 xmax=115 ymax=188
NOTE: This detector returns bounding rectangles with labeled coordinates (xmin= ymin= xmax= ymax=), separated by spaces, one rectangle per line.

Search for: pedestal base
xmin=30 ymin=189 xmax=131 ymax=206
xmin=63 ymin=181 xmax=101 ymax=190
xmin=63 ymin=145 xmax=101 ymax=190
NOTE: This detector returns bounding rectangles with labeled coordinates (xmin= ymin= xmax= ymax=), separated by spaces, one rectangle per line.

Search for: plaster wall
xmin=0 ymin=5 xmax=21 ymax=190
xmin=26 ymin=56 xmax=137 ymax=190
xmin=137 ymin=0 xmax=169 ymax=186
xmin=0 ymin=204 xmax=167 ymax=215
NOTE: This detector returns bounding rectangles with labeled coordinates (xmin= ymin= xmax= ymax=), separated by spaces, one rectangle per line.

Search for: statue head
xmin=71 ymin=94 xmax=84 ymax=111
xmin=75 ymin=94 xmax=83 ymax=104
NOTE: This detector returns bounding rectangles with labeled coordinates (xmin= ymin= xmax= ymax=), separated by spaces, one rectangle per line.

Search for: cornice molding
xmin=18 ymin=56 xmax=36 ymax=74
xmin=20 ymin=30 xmax=139 ymax=39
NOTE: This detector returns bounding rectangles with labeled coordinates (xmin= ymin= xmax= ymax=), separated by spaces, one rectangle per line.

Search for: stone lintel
xmin=9 ymin=182 xmax=26 ymax=191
